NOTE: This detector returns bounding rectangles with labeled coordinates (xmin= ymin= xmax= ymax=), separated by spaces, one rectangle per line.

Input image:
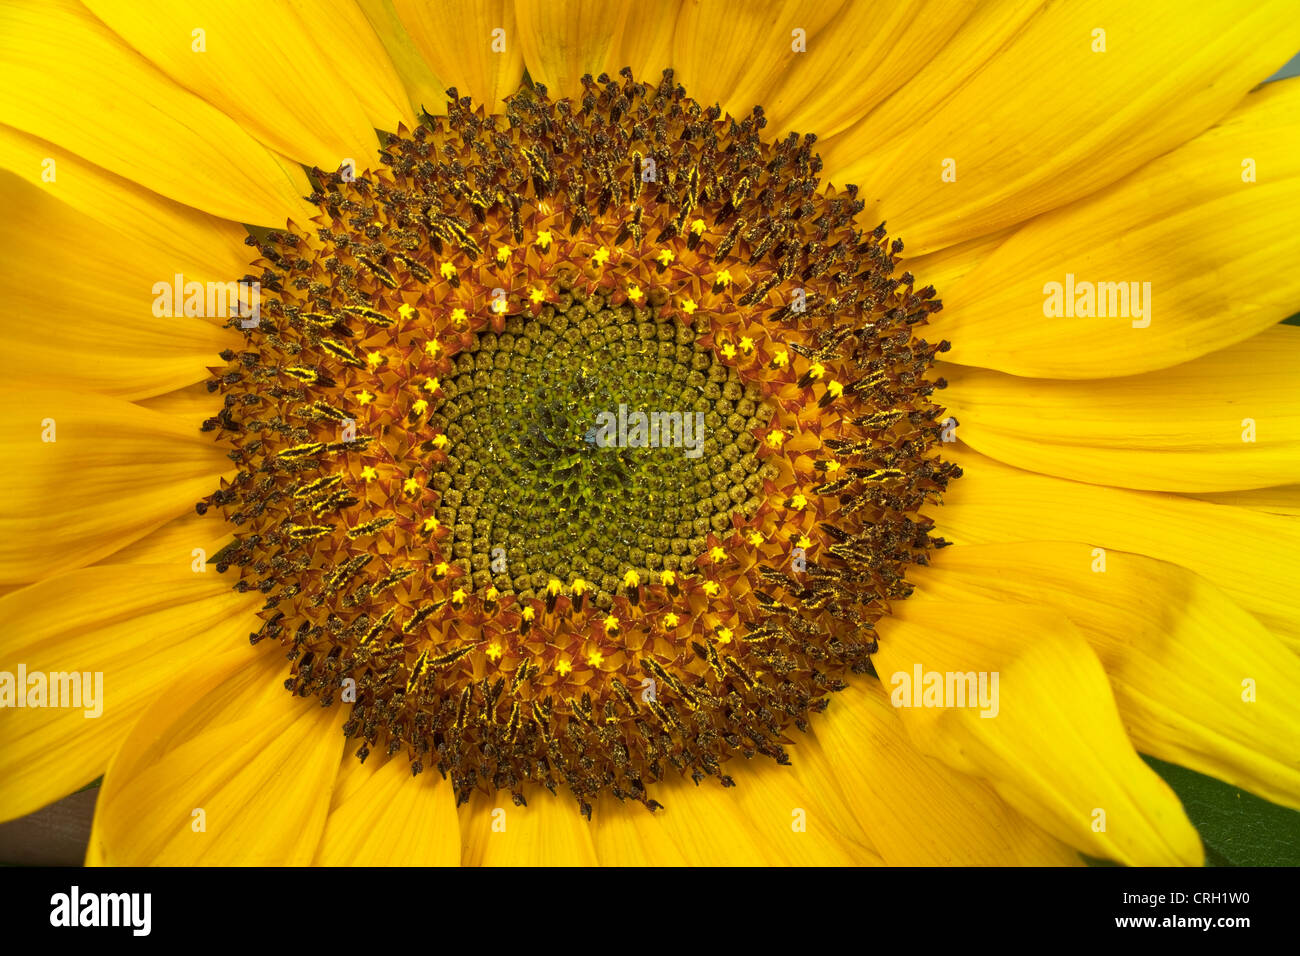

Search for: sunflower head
xmin=200 ymin=69 xmax=957 ymax=815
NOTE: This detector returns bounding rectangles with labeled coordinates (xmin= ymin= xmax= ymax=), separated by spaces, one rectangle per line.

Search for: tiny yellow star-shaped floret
xmin=680 ymin=298 xmax=697 ymax=315
xmin=715 ymin=269 xmax=732 ymax=287
xmin=790 ymin=493 xmax=808 ymax=510
xmin=709 ymin=546 xmax=726 ymax=562
xmin=772 ymin=349 xmax=790 ymax=367
xmin=656 ymin=249 xmax=675 ymax=266
xmin=424 ymin=339 xmax=441 ymax=358
xmin=571 ymin=577 xmax=588 ymax=595
xmin=431 ymin=433 xmax=450 ymax=449
xmin=422 ymin=516 xmax=440 ymax=533
xmin=547 ymin=578 xmax=563 ymax=596
xmin=366 ymin=352 xmax=384 ymax=368
xmin=360 ymin=466 xmax=378 ymax=482
xmin=486 ymin=642 xmax=502 ymax=662
xmin=496 ymin=245 xmax=511 ymax=264
xmin=623 ymin=569 xmax=640 ymax=588
xmin=690 ymin=218 xmax=706 ymax=235
xmin=603 ymin=614 xmax=619 ymax=633
xmin=529 ymin=287 xmax=546 ymax=304
xmin=433 ymin=561 xmax=449 ymax=577
xmin=439 ymin=262 xmax=457 ymax=280
xmin=797 ymin=534 xmax=812 ymax=549
xmin=412 ymin=398 xmax=429 ymax=416
xmin=716 ymin=627 xmax=733 ymax=645
xmin=627 ymin=285 xmax=644 ymax=303
xmin=522 ymin=606 xmax=536 ymax=621
xmin=765 ymin=429 xmax=787 ymax=448
xmin=739 ymin=336 xmax=755 ymax=354
xmin=660 ymin=570 xmax=676 ymax=587
xmin=556 ymin=659 xmax=572 ymax=677
xmin=808 ymin=362 xmax=826 ymax=380
xmin=398 ymin=303 xmax=417 ymax=320
xmin=451 ymin=587 xmax=467 ymax=605
xmin=587 ymin=649 xmax=605 ymax=668
xmin=702 ymin=580 xmax=721 ymax=597
xmin=747 ymin=530 xmax=764 ymax=546
xmin=403 ymin=477 xmax=421 ymax=495
xmin=662 ymin=612 xmax=679 ymax=628
xmin=450 ymin=307 xmax=468 ymax=326
xmin=485 ymin=586 xmax=499 ymax=601
xmin=825 ymin=459 xmax=841 ymax=474
xmin=827 ymin=380 xmax=844 ymax=398
xmin=422 ymin=377 xmax=440 ymax=392
xmin=535 ymin=230 xmax=553 ymax=250
xmin=592 ymin=247 xmax=610 ymax=266
xmin=356 ymin=389 xmax=374 ymax=406
xmin=720 ymin=343 xmax=736 ymax=360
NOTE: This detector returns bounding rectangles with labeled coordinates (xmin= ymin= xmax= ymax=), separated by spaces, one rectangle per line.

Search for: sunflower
xmin=1 ymin=0 xmax=1298 ymax=868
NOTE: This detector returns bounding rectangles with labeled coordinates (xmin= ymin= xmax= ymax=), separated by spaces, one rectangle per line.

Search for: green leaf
xmin=1142 ymin=754 xmax=1300 ymax=867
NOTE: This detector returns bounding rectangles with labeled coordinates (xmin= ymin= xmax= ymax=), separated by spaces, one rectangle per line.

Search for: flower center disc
xmin=201 ymin=68 xmax=959 ymax=815
xmin=438 ymin=300 xmax=771 ymax=603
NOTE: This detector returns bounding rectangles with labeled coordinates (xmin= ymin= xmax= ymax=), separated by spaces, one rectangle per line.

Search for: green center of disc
xmin=427 ymin=293 xmax=775 ymax=606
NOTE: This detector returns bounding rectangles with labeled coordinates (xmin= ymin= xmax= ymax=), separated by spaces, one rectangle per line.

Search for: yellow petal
xmin=806 ymin=680 xmax=1080 ymax=865
xmin=355 ymin=0 xmax=447 ymax=115
xmin=591 ymin=794 xmax=691 ymax=865
xmin=286 ymin=0 xmax=418 ymax=134
xmin=315 ymin=754 xmax=459 ymax=865
xmin=0 ymin=171 xmax=234 ymax=399
xmin=761 ymin=0 xmax=979 ymax=140
xmin=0 ymin=389 xmax=231 ymax=585
xmin=819 ymin=0 xmax=1043 ymax=172
xmin=90 ymin=642 xmax=346 ymax=865
xmin=135 ymin=381 xmax=228 ymax=424
xmin=594 ymin=748 xmax=882 ymax=866
xmin=938 ymin=444 xmax=1300 ymax=644
xmin=514 ymin=0 xmax=680 ymax=101
xmin=95 ymin=509 xmax=232 ymax=567
xmin=770 ymin=723 xmax=887 ymax=862
xmin=911 ymin=542 xmax=1300 ymax=809
xmin=875 ymin=602 xmax=1202 ymax=865
xmin=698 ymin=768 xmax=877 ymax=865
xmin=824 ymin=0 xmax=1300 ymax=254
xmin=125 ymin=392 xmax=235 ymax=570
xmin=1189 ymin=485 xmax=1300 ymax=517
xmin=0 ymin=564 xmax=261 ymax=822
xmin=83 ymin=816 xmax=107 ymax=867
xmin=901 ymin=226 xmax=1014 ymax=298
xmin=625 ymin=782 xmax=783 ymax=865
xmin=936 ymin=78 xmax=1300 ymax=376
xmin=672 ymin=0 xmax=841 ymax=123
xmin=0 ymin=125 xmax=249 ymax=281
xmin=0 ymin=0 xmax=311 ymax=224
xmin=459 ymin=789 xmax=597 ymax=866
xmin=385 ymin=0 xmax=523 ymax=114
xmin=943 ymin=326 xmax=1300 ymax=492
xmin=83 ymin=0 xmax=406 ymax=170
